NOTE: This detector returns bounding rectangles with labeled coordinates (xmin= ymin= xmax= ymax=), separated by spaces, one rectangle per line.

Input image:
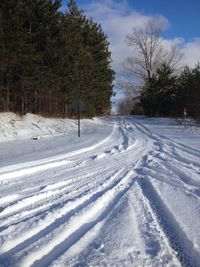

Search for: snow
xmin=0 ymin=113 xmax=200 ymax=267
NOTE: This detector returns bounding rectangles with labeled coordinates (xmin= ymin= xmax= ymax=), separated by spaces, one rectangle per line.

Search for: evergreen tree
xmin=141 ymin=63 xmax=178 ymax=116
xmin=0 ymin=0 xmax=114 ymax=117
xmin=61 ymin=0 xmax=114 ymax=117
xmin=156 ymin=63 xmax=178 ymax=116
xmin=178 ymin=64 xmax=200 ymax=119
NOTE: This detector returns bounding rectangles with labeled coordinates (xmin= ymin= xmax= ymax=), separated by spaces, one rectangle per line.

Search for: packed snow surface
xmin=0 ymin=113 xmax=200 ymax=267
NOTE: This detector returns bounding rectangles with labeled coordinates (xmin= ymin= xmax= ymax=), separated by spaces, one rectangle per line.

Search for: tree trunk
xmin=64 ymin=103 xmax=68 ymax=117
xmin=33 ymin=90 xmax=37 ymax=114
xmin=6 ymin=72 xmax=10 ymax=111
xmin=21 ymin=96 xmax=24 ymax=115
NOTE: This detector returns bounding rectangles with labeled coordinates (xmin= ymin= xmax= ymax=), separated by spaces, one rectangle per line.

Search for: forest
xmin=0 ymin=0 xmax=115 ymax=118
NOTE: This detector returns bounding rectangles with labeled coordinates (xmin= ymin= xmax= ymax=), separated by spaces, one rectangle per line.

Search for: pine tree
xmin=178 ymin=64 xmax=200 ymax=119
xmin=141 ymin=63 xmax=178 ymax=116
xmin=61 ymin=0 xmax=114 ymax=117
xmin=0 ymin=0 xmax=114 ymax=117
xmin=156 ymin=63 xmax=178 ymax=116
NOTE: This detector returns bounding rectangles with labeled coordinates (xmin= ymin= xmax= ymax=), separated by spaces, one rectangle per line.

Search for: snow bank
xmin=0 ymin=113 xmax=77 ymax=143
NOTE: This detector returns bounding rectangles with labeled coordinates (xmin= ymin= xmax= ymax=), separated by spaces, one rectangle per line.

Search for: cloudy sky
xmin=62 ymin=0 xmax=200 ymax=105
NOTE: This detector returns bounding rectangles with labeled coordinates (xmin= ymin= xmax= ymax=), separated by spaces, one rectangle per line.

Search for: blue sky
xmin=63 ymin=0 xmax=200 ymax=41
xmin=129 ymin=0 xmax=200 ymax=41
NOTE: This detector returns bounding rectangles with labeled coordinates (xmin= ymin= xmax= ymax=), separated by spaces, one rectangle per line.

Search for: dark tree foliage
xmin=140 ymin=63 xmax=200 ymax=119
xmin=141 ymin=63 xmax=178 ymax=116
xmin=0 ymin=0 xmax=115 ymax=117
xmin=177 ymin=64 xmax=200 ymax=119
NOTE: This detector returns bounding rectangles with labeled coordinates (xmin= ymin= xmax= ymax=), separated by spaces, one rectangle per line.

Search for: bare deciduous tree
xmin=163 ymin=44 xmax=183 ymax=70
xmin=124 ymin=19 xmax=183 ymax=82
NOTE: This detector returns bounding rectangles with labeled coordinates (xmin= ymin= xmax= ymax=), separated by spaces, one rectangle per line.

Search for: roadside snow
xmin=0 ymin=113 xmax=78 ymax=142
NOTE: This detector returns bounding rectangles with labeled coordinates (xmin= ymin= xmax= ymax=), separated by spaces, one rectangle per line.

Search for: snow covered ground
xmin=0 ymin=113 xmax=200 ymax=267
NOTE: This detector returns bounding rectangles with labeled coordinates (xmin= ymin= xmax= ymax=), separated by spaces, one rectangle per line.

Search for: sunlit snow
xmin=0 ymin=113 xmax=200 ymax=267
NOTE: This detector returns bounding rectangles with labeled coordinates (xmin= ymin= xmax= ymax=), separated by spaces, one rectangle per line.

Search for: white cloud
xmin=82 ymin=0 xmax=200 ymax=72
xmin=83 ymin=0 xmax=168 ymax=73
xmin=181 ymin=38 xmax=200 ymax=67
xmin=161 ymin=37 xmax=200 ymax=69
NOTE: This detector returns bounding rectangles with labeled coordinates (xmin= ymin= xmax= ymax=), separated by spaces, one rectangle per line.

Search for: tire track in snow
xmin=20 ymin=170 xmax=137 ymax=267
xmin=151 ymin=146 xmax=200 ymax=177
xmin=0 ymin=169 xmax=124 ymax=256
xmin=143 ymin=138 xmax=200 ymax=198
xmin=0 ymin=153 xmax=134 ymax=228
xmin=152 ymin=153 xmax=200 ymax=188
xmin=80 ymin=121 xmax=137 ymax=162
xmin=157 ymin=132 xmax=200 ymax=158
xmin=138 ymin=145 xmax=200 ymax=199
xmin=128 ymin=183 xmax=182 ymax=267
xmin=0 ymin=170 xmax=138 ymax=266
xmin=0 ymin=169 xmax=114 ymax=228
xmin=133 ymin=119 xmax=200 ymax=171
xmin=0 ymin=122 xmax=117 ymax=182
xmin=132 ymin=119 xmax=200 ymax=187
xmin=0 ymin=169 xmax=128 ymax=252
xmin=0 ymin=159 xmax=74 ymax=182
xmin=141 ymin=163 xmax=200 ymax=200
xmin=153 ymin=141 xmax=200 ymax=173
xmin=137 ymin=177 xmax=200 ymax=267
xmin=129 ymin=118 xmax=200 ymax=266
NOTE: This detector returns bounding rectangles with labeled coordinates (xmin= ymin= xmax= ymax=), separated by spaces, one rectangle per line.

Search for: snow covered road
xmin=0 ymin=116 xmax=200 ymax=267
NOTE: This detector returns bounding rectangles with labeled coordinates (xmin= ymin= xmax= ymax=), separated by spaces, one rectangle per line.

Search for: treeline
xmin=0 ymin=0 xmax=115 ymax=117
xmin=140 ymin=63 xmax=200 ymax=119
